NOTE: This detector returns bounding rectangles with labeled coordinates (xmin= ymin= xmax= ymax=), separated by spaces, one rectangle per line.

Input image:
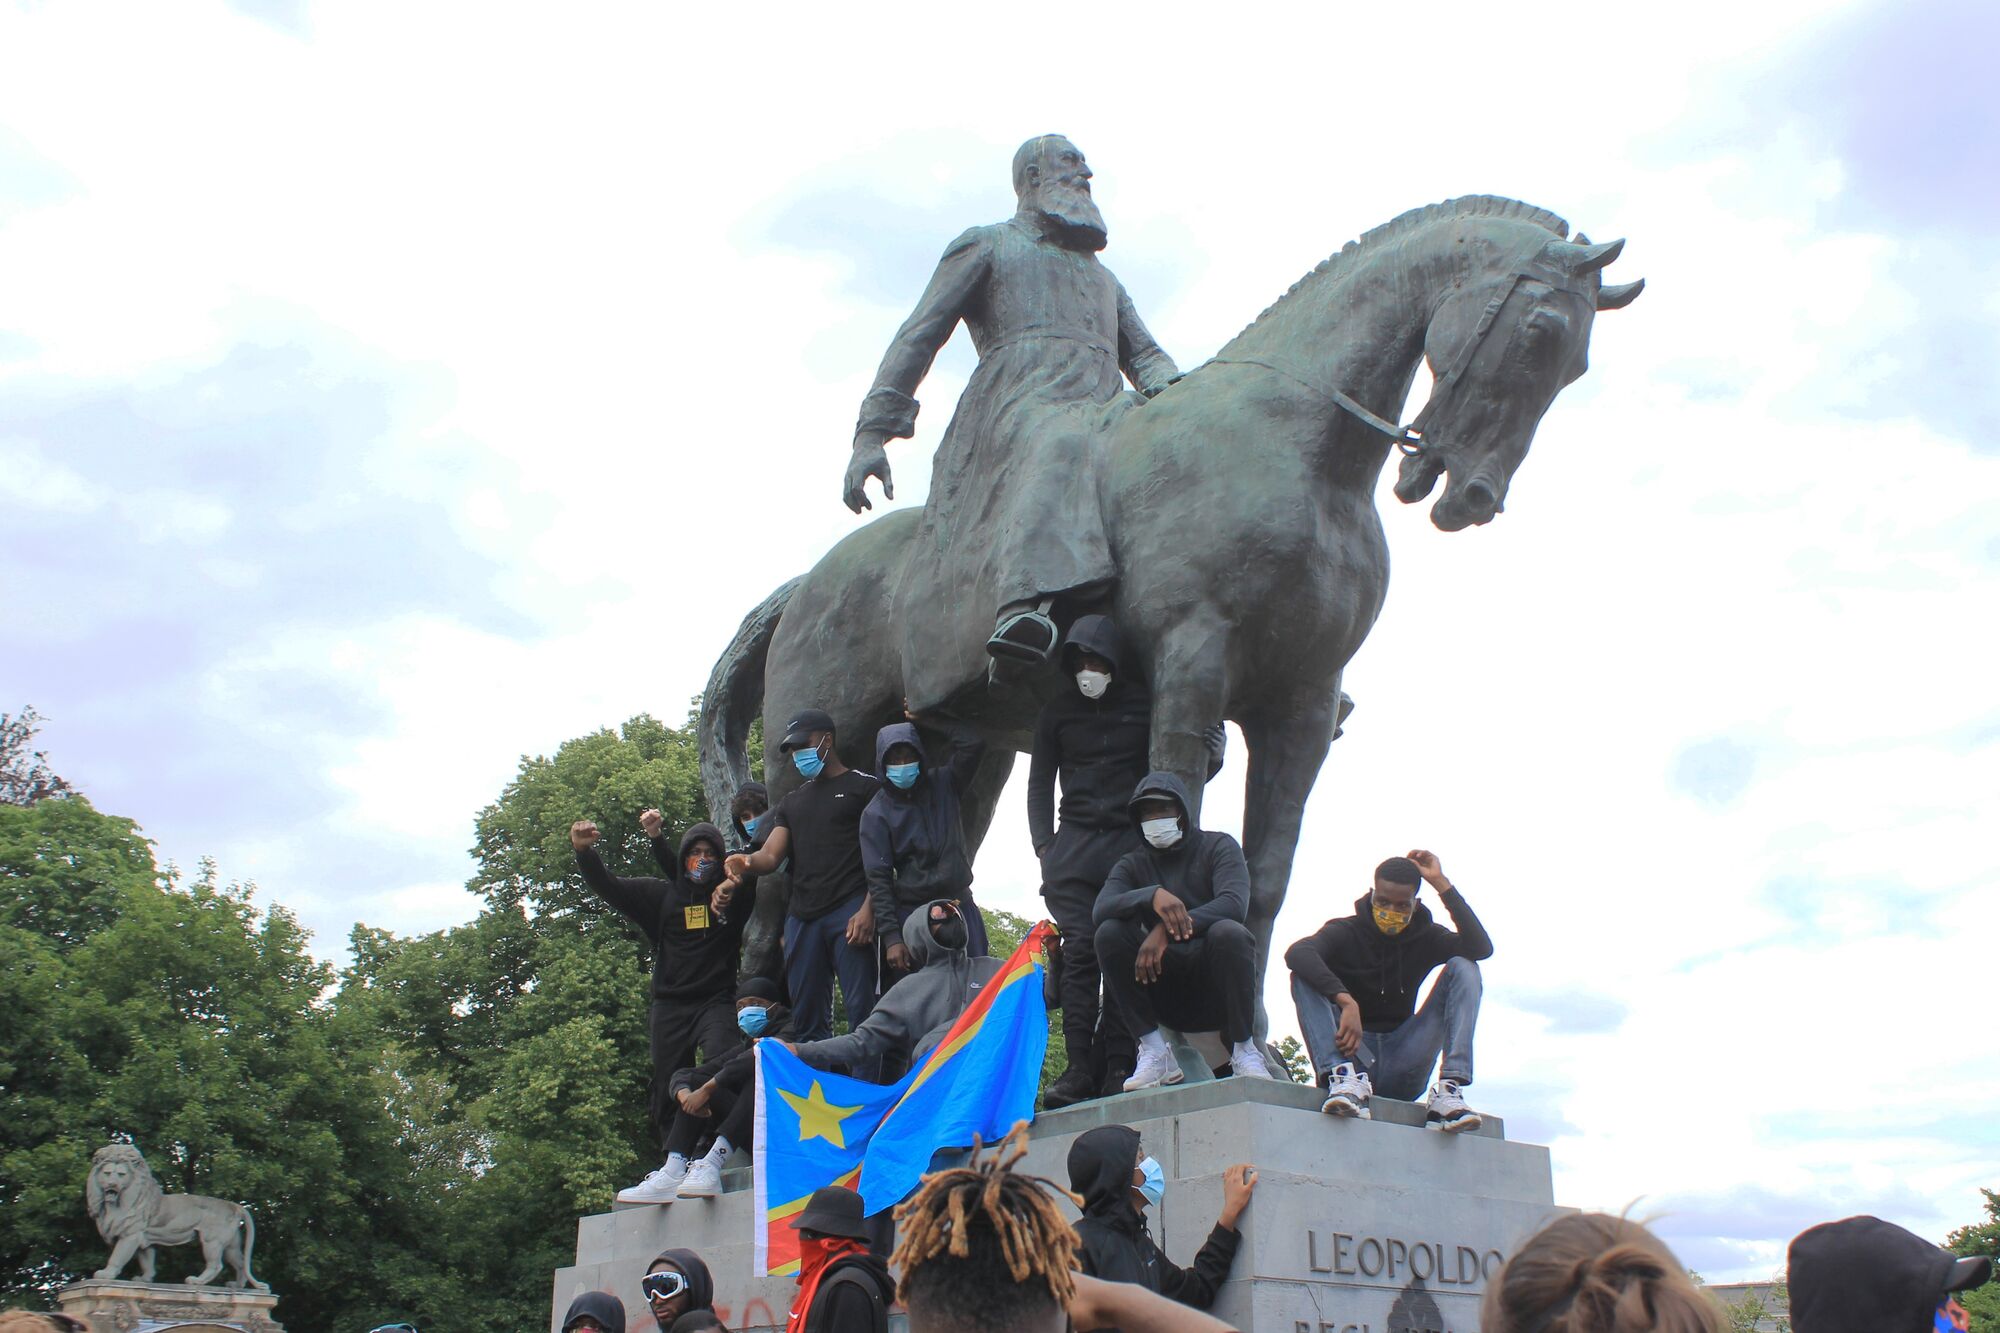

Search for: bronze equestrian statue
xmin=701 ymin=141 xmax=1642 ymax=1036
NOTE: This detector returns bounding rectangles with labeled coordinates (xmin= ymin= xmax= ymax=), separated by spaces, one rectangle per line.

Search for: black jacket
xmin=577 ymin=823 xmax=754 ymax=1005
xmin=804 ymin=1251 xmax=894 ymax=1333
xmin=1093 ymin=773 xmax=1249 ymax=935
xmin=1284 ymin=888 xmax=1493 ymax=1031
xmin=1026 ymin=616 xmax=1225 ymax=849
xmin=1067 ymin=1125 xmax=1238 ymax=1313
xmin=858 ymin=721 xmax=984 ymax=938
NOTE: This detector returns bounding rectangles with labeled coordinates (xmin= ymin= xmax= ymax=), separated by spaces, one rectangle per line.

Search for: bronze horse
xmin=701 ymin=196 xmax=1641 ymax=1033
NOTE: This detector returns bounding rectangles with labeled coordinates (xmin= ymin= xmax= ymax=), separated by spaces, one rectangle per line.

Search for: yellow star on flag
xmin=778 ymin=1080 xmax=864 ymax=1149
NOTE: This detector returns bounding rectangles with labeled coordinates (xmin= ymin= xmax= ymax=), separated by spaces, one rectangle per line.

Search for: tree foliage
xmin=0 ymin=706 xmax=75 ymax=808
xmin=1949 ymin=1189 xmax=2000 ymax=1332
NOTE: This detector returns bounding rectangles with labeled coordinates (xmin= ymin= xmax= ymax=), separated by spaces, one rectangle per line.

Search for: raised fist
xmin=570 ymin=820 xmax=601 ymax=851
xmin=639 ymin=808 xmax=665 ymax=839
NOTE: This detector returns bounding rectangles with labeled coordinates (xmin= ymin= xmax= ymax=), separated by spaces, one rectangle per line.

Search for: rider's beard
xmin=1035 ymin=180 xmax=1108 ymax=252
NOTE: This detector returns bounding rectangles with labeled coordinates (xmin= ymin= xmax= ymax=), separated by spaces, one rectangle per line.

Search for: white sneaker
xmin=677 ymin=1157 xmax=723 ymax=1198
xmin=616 ymin=1157 xmax=687 ymax=1204
xmin=1425 ymin=1080 xmax=1482 ymax=1133
xmin=1319 ymin=1063 xmax=1372 ymax=1119
xmin=1122 ymin=1041 xmax=1185 ymax=1092
xmin=1228 ymin=1041 xmax=1274 ymax=1080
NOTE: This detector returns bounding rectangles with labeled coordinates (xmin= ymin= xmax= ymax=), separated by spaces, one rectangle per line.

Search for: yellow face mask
xmin=1372 ymin=904 xmax=1412 ymax=935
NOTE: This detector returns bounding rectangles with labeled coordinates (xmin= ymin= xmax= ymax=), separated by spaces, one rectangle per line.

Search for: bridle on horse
xmin=1201 ymin=260 xmax=1585 ymax=461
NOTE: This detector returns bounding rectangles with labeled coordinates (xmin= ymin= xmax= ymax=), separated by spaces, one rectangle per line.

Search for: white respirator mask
xmin=1076 ymin=669 xmax=1111 ymax=700
xmin=1140 ymin=817 xmax=1183 ymax=849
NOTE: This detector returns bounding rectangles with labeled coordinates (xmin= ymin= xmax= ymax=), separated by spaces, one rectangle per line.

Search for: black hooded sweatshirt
xmin=1068 ymin=1125 xmax=1238 ymax=1316
xmin=647 ymin=1247 xmax=717 ymax=1327
xmin=577 ymin=822 xmax=756 ymax=1005
xmin=562 ymin=1290 xmax=627 ymax=1333
xmin=1283 ymin=887 xmax=1492 ymax=1031
xmin=668 ymin=1000 xmax=797 ymax=1100
xmin=1026 ymin=616 xmax=1225 ymax=850
xmin=1092 ymin=773 xmax=1249 ymax=935
xmin=858 ymin=721 xmax=984 ymax=937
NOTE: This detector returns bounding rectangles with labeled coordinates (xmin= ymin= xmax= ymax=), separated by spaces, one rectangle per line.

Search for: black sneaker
xmin=1043 ymin=1066 xmax=1098 ymax=1110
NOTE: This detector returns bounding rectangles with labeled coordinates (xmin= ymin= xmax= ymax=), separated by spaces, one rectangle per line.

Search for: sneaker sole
xmin=1431 ymin=1112 xmax=1482 ymax=1134
xmin=1320 ymin=1098 xmax=1368 ymax=1118
xmin=1121 ymin=1069 xmax=1186 ymax=1092
xmin=676 ymin=1184 xmax=720 ymax=1198
xmin=617 ymin=1191 xmax=678 ymax=1205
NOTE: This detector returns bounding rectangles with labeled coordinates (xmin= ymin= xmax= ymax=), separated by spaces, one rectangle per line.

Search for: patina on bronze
xmin=702 ymin=157 xmax=1641 ymax=1030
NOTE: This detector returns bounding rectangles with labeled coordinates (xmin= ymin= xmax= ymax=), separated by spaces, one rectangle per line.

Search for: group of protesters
xmin=572 ymin=614 xmax=1502 ymax=1217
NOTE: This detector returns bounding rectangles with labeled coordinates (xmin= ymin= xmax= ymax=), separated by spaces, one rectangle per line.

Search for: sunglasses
xmin=642 ymin=1270 xmax=691 ymax=1302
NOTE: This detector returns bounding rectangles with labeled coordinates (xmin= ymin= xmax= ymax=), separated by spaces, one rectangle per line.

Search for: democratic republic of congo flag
xmin=753 ymin=922 xmax=1054 ymax=1276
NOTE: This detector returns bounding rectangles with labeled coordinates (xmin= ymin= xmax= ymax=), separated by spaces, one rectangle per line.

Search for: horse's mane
xmin=1224 ymin=194 xmax=1570 ymax=348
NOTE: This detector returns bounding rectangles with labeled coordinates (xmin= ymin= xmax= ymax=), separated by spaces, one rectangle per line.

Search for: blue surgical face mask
xmin=886 ymin=761 xmax=921 ymax=789
xmin=1136 ymin=1154 xmax=1165 ymax=1209
xmin=792 ymin=741 xmax=825 ymax=779
xmin=737 ymin=1006 xmax=770 ymax=1037
xmin=739 ymin=811 xmax=765 ymax=839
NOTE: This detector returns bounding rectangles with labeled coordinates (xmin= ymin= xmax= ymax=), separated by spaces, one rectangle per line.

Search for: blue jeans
xmin=784 ymin=901 xmax=879 ymax=1076
xmin=1290 ymin=957 xmax=1481 ymax=1099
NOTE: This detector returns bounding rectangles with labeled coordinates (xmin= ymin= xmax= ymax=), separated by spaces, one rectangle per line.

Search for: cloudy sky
xmin=4 ymin=0 xmax=1995 ymax=1283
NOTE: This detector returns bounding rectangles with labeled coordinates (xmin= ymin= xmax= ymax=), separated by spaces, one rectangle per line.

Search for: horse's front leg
xmin=1146 ymin=619 xmax=1230 ymax=822
xmin=1240 ymin=691 xmax=1340 ymax=1047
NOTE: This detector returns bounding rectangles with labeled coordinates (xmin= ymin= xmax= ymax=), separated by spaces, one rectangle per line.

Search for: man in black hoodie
xmin=1029 ymin=616 xmax=1226 ymax=1107
xmin=569 ymin=816 xmax=755 ymax=1203
xmin=656 ymin=977 xmax=794 ymax=1200
xmin=861 ymin=712 xmax=989 ymax=974
xmin=1284 ymin=850 xmax=1492 ymax=1130
xmin=641 ymin=1247 xmax=718 ymax=1331
xmin=1093 ymin=772 xmax=1271 ymax=1090
xmin=1067 ymin=1124 xmax=1254 ymax=1315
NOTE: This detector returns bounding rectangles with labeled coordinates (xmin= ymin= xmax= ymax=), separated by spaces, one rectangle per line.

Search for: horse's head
xmin=1395 ymin=233 xmax=1643 ymax=530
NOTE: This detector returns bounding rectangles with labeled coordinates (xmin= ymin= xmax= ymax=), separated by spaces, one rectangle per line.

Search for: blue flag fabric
xmin=754 ymin=922 xmax=1053 ymax=1275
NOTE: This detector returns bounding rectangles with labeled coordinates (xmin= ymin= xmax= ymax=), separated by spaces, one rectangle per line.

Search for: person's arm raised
xmin=724 ymin=825 xmax=790 ymax=886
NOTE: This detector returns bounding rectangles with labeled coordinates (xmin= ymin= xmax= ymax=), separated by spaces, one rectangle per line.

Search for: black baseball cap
xmin=780 ymin=709 xmax=835 ymax=752
xmin=791 ymin=1184 xmax=870 ymax=1239
xmin=1789 ymin=1215 xmax=1994 ymax=1333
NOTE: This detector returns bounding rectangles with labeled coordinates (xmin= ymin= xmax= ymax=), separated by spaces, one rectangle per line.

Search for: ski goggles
xmin=642 ymin=1270 xmax=692 ymax=1302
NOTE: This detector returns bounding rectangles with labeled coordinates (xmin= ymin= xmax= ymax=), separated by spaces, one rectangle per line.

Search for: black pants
xmin=648 ymin=996 xmax=739 ymax=1152
xmin=663 ymin=1078 xmax=754 ymax=1158
xmin=1041 ymin=823 xmax=1143 ymax=1078
xmin=1095 ymin=917 xmax=1258 ymax=1046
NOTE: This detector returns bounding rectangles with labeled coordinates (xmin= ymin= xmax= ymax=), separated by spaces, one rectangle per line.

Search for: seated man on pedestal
xmin=1284 ymin=850 xmax=1492 ymax=1130
xmin=1091 ymin=772 xmax=1272 ymax=1090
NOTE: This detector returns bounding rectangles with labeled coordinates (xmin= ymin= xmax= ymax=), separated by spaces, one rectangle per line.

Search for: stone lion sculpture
xmin=86 ymin=1143 xmax=266 ymax=1289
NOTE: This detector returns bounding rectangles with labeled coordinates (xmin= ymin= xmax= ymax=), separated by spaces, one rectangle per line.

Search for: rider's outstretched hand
xmin=843 ymin=436 xmax=894 ymax=513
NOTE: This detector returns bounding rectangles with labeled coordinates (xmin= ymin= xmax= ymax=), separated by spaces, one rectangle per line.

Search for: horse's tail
xmin=699 ymin=576 xmax=799 ymax=826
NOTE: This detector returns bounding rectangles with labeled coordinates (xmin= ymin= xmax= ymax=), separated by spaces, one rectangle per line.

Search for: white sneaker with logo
xmin=1122 ymin=1041 xmax=1185 ymax=1092
xmin=1228 ymin=1040 xmax=1275 ymax=1080
xmin=616 ymin=1157 xmax=687 ymax=1205
xmin=1319 ymin=1062 xmax=1373 ymax=1119
xmin=1425 ymin=1080 xmax=1482 ymax=1133
xmin=677 ymin=1157 xmax=724 ymax=1198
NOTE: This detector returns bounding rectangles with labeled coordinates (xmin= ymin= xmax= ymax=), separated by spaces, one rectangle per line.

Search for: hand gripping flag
xmin=753 ymin=921 xmax=1054 ymax=1276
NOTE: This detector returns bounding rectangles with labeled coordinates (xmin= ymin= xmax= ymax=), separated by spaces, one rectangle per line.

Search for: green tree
xmin=1949 ymin=1189 xmax=2000 ymax=1332
xmin=0 ymin=706 xmax=75 ymax=807
xmin=0 ymin=806 xmax=428 ymax=1333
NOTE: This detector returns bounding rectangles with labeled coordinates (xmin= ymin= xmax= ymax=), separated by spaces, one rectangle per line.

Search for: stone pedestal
xmin=554 ymin=1078 xmax=1564 ymax=1332
xmin=57 ymin=1280 xmax=284 ymax=1333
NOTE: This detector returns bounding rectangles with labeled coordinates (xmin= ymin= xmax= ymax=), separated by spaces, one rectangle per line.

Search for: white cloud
xmin=3 ymin=0 xmax=1994 ymax=1281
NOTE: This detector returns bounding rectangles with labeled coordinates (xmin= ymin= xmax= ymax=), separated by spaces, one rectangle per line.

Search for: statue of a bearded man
xmin=842 ymin=134 xmax=1179 ymax=669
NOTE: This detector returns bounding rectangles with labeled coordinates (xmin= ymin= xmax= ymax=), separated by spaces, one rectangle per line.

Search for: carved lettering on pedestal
xmin=1297 ymin=1231 xmax=1511 ymax=1291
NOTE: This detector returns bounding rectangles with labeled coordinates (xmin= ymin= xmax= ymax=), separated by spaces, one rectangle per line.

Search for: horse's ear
xmin=1597 ymin=278 xmax=1645 ymax=310
xmin=1545 ymin=237 xmax=1624 ymax=274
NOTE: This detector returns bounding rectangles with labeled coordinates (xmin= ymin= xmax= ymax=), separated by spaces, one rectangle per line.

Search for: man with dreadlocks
xmin=894 ymin=1123 xmax=1241 ymax=1333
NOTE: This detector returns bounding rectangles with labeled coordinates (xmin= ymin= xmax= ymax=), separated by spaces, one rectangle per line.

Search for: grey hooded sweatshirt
xmin=792 ymin=900 xmax=1002 ymax=1073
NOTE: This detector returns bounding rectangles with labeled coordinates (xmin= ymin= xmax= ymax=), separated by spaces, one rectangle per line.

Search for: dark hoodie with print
xmin=1283 ymin=884 xmax=1492 ymax=1031
xmin=1026 ymin=616 xmax=1226 ymax=850
xmin=646 ymin=1247 xmax=716 ymax=1327
xmin=577 ymin=822 xmax=756 ymax=1005
xmin=1091 ymin=772 xmax=1249 ymax=934
xmin=1067 ymin=1124 xmax=1238 ymax=1314
xmin=858 ymin=721 xmax=984 ymax=938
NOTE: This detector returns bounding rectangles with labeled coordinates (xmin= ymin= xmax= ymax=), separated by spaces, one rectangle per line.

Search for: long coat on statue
xmin=852 ymin=214 xmax=1178 ymax=708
